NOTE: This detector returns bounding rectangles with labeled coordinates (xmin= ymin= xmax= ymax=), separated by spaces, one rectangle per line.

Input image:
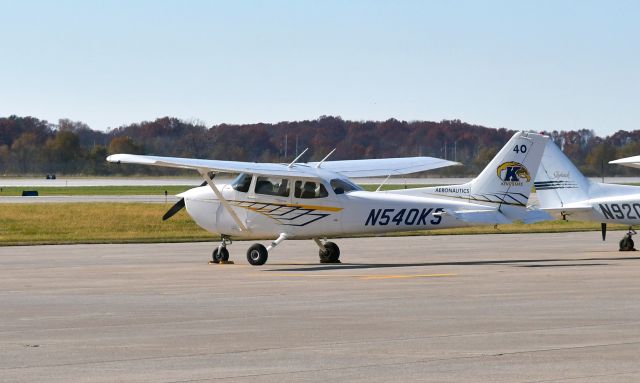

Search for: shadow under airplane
xmin=263 ymin=256 xmax=640 ymax=272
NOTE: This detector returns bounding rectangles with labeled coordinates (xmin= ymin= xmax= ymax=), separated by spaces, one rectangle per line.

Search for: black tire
xmin=247 ymin=244 xmax=268 ymax=266
xmin=319 ymin=241 xmax=340 ymax=263
xmin=212 ymin=247 xmax=230 ymax=263
xmin=620 ymin=236 xmax=635 ymax=251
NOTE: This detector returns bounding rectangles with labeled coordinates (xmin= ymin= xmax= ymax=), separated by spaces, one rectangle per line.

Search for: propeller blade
xmin=162 ymin=198 xmax=186 ymax=221
xmin=163 ymin=175 xmax=212 ymax=221
xmin=601 ymin=223 xmax=607 ymax=241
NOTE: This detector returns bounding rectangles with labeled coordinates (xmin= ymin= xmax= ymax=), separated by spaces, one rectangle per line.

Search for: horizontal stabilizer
xmin=522 ymin=208 xmax=553 ymax=224
xmin=540 ymin=205 xmax=592 ymax=213
xmin=448 ymin=209 xmax=511 ymax=224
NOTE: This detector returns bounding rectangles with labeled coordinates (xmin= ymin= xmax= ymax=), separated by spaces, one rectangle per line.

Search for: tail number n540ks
xmin=365 ymin=208 xmax=443 ymax=226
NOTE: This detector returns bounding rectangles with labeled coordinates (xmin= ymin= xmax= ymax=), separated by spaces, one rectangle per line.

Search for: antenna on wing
xmin=315 ymin=148 xmax=336 ymax=168
xmin=288 ymin=148 xmax=308 ymax=168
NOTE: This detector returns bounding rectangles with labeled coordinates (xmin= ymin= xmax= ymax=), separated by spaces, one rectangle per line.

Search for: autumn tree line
xmin=1 ymin=115 xmax=639 ymax=177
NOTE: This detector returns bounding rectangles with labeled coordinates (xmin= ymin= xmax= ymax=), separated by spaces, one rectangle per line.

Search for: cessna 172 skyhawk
xmin=107 ymin=131 xmax=548 ymax=265
xmin=535 ymin=140 xmax=640 ymax=250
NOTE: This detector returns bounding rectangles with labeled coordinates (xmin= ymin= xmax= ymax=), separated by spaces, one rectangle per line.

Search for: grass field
xmin=0 ymin=184 xmax=431 ymax=196
xmin=0 ymin=203 xmax=627 ymax=246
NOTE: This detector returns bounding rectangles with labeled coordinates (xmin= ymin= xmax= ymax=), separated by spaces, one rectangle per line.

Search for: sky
xmin=0 ymin=0 xmax=638 ymax=136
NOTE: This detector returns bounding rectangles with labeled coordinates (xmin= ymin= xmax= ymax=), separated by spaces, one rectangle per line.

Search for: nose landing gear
xmin=211 ymin=235 xmax=232 ymax=263
xmin=619 ymin=228 xmax=637 ymax=252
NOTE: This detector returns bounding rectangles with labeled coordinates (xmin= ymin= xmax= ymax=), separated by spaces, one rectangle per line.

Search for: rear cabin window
xmin=231 ymin=173 xmax=252 ymax=193
xmin=330 ymin=178 xmax=362 ymax=194
xmin=254 ymin=176 xmax=290 ymax=197
xmin=294 ymin=181 xmax=329 ymax=199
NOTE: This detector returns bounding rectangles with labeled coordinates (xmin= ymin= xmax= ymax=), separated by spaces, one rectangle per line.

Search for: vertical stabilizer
xmin=465 ymin=131 xmax=548 ymax=219
xmin=390 ymin=131 xmax=548 ymax=221
xmin=534 ymin=140 xmax=591 ymax=209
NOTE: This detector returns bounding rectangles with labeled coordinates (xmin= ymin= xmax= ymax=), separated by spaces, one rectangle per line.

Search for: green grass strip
xmin=0 ymin=203 xmax=627 ymax=246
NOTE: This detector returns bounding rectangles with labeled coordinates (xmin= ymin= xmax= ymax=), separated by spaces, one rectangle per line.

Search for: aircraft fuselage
xmin=180 ymin=183 xmax=491 ymax=240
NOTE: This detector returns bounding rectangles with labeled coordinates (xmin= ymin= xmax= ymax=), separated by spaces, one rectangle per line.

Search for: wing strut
xmin=197 ymin=169 xmax=248 ymax=232
xmin=375 ymin=175 xmax=392 ymax=192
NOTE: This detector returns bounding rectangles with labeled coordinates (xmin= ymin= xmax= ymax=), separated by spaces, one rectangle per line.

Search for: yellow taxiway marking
xmin=359 ymin=273 xmax=456 ymax=280
xmin=266 ymin=273 xmax=457 ymax=280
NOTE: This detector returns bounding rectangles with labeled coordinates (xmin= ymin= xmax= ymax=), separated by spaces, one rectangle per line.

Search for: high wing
xmin=308 ymin=157 xmax=459 ymax=177
xmin=106 ymin=154 xmax=457 ymax=178
xmin=106 ymin=154 xmax=313 ymax=178
xmin=609 ymin=155 xmax=640 ymax=169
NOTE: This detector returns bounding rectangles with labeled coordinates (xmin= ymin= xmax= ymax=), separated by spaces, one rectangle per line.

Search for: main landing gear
xmin=210 ymin=234 xmax=342 ymax=266
xmin=314 ymin=238 xmax=341 ymax=263
xmin=619 ymin=227 xmax=637 ymax=252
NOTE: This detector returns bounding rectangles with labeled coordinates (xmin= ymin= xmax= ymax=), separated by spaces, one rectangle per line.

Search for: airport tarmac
xmin=1 ymin=232 xmax=640 ymax=382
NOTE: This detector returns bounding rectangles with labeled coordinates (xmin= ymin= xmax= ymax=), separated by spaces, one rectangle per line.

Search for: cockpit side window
xmin=294 ymin=180 xmax=329 ymax=199
xmin=231 ymin=173 xmax=252 ymax=193
xmin=330 ymin=178 xmax=362 ymax=194
xmin=255 ymin=176 xmax=290 ymax=197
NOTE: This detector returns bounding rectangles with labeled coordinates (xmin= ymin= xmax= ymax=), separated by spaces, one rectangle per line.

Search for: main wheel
xmin=247 ymin=244 xmax=268 ymax=266
xmin=319 ymin=241 xmax=340 ymax=263
xmin=620 ymin=236 xmax=635 ymax=251
xmin=212 ymin=247 xmax=230 ymax=263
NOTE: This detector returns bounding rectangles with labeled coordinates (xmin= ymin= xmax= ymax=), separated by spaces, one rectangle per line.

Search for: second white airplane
xmin=535 ymin=140 xmax=640 ymax=250
xmin=107 ymin=131 xmax=548 ymax=265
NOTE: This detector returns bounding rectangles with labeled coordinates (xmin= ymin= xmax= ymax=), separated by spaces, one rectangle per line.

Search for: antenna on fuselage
xmin=288 ymin=148 xmax=308 ymax=168
xmin=315 ymin=148 xmax=336 ymax=168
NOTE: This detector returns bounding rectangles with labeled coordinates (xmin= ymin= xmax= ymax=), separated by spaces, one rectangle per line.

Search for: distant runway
xmin=0 ymin=177 xmax=470 ymax=187
xmin=2 ymin=232 xmax=639 ymax=382
xmin=1 ymin=176 xmax=638 ymax=187
xmin=0 ymin=195 xmax=181 ymax=204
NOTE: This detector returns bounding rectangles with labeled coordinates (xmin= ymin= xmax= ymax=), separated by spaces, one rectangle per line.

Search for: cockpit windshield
xmin=330 ymin=178 xmax=362 ymax=194
xmin=231 ymin=173 xmax=252 ymax=193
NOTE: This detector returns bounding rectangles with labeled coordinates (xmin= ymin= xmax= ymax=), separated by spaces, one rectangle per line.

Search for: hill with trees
xmin=1 ymin=115 xmax=639 ymax=177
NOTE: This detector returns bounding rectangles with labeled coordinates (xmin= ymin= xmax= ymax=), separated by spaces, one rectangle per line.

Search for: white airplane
xmin=107 ymin=131 xmax=548 ymax=265
xmin=535 ymin=140 xmax=640 ymax=250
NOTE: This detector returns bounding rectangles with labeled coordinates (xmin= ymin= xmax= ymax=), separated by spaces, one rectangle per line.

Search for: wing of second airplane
xmin=609 ymin=155 xmax=640 ymax=169
xmin=106 ymin=154 xmax=458 ymax=178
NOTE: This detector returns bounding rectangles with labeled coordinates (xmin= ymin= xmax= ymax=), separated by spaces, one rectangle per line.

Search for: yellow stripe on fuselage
xmin=291 ymin=204 xmax=342 ymax=212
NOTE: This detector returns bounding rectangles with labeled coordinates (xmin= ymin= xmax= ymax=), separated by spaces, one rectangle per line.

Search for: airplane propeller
xmin=162 ymin=179 xmax=210 ymax=221
xmin=162 ymin=198 xmax=186 ymax=221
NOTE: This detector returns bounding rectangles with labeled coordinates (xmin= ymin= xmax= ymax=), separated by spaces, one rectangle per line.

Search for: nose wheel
xmin=211 ymin=235 xmax=232 ymax=263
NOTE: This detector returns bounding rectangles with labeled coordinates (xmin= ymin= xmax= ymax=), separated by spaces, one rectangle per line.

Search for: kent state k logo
xmin=496 ymin=162 xmax=531 ymax=185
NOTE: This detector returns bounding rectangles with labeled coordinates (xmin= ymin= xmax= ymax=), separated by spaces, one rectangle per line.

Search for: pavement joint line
xmin=152 ymin=341 xmax=640 ymax=382
xmin=521 ymin=369 xmax=640 ymax=383
xmin=2 ymin=319 xmax=638 ymax=340
xmin=4 ymin=330 xmax=640 ymax=372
